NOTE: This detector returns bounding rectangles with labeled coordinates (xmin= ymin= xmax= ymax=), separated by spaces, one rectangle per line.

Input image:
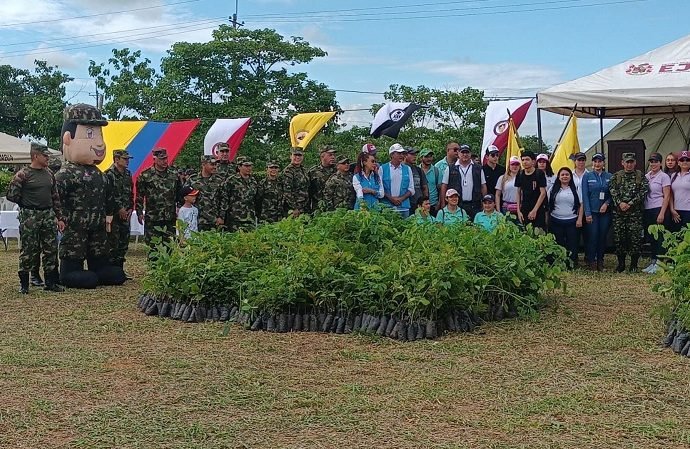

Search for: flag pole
xmin=549 ymin=104 xmax=578 ymax=162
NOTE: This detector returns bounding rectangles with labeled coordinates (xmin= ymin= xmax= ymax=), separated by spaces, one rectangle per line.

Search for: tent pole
xmin=599 ymin=108 xmax=605 ymax=153
xmin=537 ymin=108 xmax=543 ymax=152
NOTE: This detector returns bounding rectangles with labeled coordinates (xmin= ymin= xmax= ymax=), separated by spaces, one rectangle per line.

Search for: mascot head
xmin=61 ymin=103 xmax=108 ymax=165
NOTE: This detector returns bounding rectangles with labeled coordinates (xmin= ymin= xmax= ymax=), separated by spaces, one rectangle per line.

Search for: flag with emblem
xmin=289 ymin=112 xmax=336 ymax=149
xmin=550 ymin=114 xmax=580 ymax=171
xmin=370 ymin=102 xmax=422 ymax=138
xmin=480 ymin=99 xmax=533 ymax=160
xmin=203 ymin=118 xmax=251 ymax=162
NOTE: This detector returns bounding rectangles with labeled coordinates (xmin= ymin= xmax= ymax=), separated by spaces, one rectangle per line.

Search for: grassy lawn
xmin=0 ymin=243 xmax=688 ymax=448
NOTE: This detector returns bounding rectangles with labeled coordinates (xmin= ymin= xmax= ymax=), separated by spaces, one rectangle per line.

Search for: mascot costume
xmin=56 ymin=104 xmax=126 ymax=288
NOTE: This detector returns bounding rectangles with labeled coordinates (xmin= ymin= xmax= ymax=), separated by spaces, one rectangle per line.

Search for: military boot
xmin=44 ymin=270 xmax=65 ymax=292
xmin=18 ymin=271 xmax=30 ymax=294
xmin=628 ymin=255 xmax=640 ymax=273
xmin=615 ymin=255 xmax=626 ymax=273
xmin=30 ymin=269 xmax=44 ymax=287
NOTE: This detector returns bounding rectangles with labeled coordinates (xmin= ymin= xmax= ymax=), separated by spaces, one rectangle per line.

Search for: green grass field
xmin=0 ymin=244 xmax=688 ymax=448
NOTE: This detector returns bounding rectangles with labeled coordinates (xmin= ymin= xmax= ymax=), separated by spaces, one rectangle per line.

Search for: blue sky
xmin=0 ymin=0 xmax=687 ymax=148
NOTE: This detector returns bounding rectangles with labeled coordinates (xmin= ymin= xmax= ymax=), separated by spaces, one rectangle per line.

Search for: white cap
xmin=536 ymin=153 xmax=549 ymax=161
xmin=361 ymin=143 xmax=377 ymax=154
xmin=389 ymin=143 xmax=406 ymax=154
xmin=509 ymin=156 xmax=521 ymax=164
xmin=445 ymin=188 xmax=460 ymax=197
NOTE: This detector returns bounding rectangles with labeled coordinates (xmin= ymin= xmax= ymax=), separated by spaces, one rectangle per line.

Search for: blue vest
xmin=381 ymin=163 xmax=411 ymax=210
xmin=355 ymin=172 xmax=382 ymax=210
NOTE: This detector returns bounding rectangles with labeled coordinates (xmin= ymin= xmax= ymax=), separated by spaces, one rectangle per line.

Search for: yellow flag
xmin=289 ymin=112 xmax=336 ymax=149
xmin=550 ymin=114 xmax=580 ymax=172
xmin=505 ymin=117 xmax=522 ymax=172
xmin=97 ymin=121 xmax=147 ymax=172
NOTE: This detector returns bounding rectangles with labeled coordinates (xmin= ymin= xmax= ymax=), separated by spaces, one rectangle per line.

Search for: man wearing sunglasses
xmin=186 ymin=155 xmax=224 ymax=231
xmin=482 ymin=145 xmax=504 ymax=196
xmin=434 ymin=141 xmax=460 ymax=180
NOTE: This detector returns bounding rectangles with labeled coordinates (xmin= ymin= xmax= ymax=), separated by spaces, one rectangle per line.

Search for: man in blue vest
xmin=439 ymin=144 xmax=487 ymax=220
xmin=378 ymin=143 xmax=415 ymax=218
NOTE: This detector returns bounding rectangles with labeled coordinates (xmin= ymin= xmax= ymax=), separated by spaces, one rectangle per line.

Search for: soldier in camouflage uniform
xmin=257 ymin=160 xmax=284 ymax=224
xmin=135 ymin=148 xmax=181 ymax=247
xmin=609 ymin=152 xmax=650 ymax=272
xmin=6 ymin=143 xmax=65 ymax=293
xmin=104 ymin=150 xmax=134 ymax=277
xmin=218 ymin=158 xmax=259 ymax=231
xmin=214 ymin=142 xmax=236 ymax=179
xmin=58 ymin=103 xmax=127 ymax=288
xmin=186 ymin=155 xmax=223 ymax=231
xmin=281 ymin=148 xmax=310 ymax=217
xmin=321 ymin=156 xmax=356 ymax=211
xmin=308 ymin=145 xmax=336 ymax=212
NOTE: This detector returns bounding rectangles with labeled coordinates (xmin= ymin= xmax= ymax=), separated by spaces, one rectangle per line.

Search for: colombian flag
xmin=98 ymin=119 xmax=200 ymax=183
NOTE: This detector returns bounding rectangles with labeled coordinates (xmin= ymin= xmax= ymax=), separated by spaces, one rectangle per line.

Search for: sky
xmin=0 ymin=0 xmax=688 ymax=150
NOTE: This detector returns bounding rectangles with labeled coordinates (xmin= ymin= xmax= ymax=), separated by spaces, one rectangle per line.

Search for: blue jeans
xmin=644 ymin=207 xmax=666 ymax=260
xmin=550 ymin=216 xmax=579 ymax=267
xmin=585 ymin=212 xmax=611 ymax=263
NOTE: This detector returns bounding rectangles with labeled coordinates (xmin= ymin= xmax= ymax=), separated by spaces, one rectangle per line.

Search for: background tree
xmin=0 ymin=65 xmax=30 ymax=137
xmin=24 ymin=60 xmax=73 ymax=149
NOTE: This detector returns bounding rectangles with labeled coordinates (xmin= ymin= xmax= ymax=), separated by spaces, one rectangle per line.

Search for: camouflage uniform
xmin=281 ymin=163 xmax=310 ymax=215
xmin=104 ymin=159 xmax=133 ymax=266
xmin=257 ymin=176 xmax=284 ymax=224
xmin=609 ymin=165 xmax=649 ymax=268
xmin=56 ymin=161 xmax=113 ymax=261
xmin=216 ymin=161 xmax=235 ymax=179
xmin=321 ymin=171 xmax=356 ymax=211
xmin=135 ymin=165 xmax=181 ymax=245
xmin=6 ymin=161 xmax=63 ymax=276
xmin=186 ymin=171 xmax=223 ymax=231
xmin=308 ymin=163 xmax=335 ymax=212
xmin=218 ymin=173 xmax=259 ymax=232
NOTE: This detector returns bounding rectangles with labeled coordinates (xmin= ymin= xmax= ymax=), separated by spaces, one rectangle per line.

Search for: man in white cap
xmin=378 ymin=143 xmax=415 ymax=218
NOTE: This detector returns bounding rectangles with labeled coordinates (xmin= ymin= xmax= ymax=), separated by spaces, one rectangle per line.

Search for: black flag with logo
xmin=370 ymin=102 xmax=422 ymax=138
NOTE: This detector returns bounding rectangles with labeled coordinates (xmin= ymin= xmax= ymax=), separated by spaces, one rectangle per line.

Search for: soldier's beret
xmin=63 ymin=103 xmax=108 ymax=126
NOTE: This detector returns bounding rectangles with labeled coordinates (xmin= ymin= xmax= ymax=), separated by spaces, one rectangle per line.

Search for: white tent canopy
xmin=538 ymin=34 xmax=690 ymax=119
xmin=587 ymin=116 xmax=690 ymax=158
xmin=0 ymin=132 xmax=60 ymax=164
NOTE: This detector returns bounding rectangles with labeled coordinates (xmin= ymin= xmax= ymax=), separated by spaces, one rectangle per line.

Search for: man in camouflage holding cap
xmin=214 ymin=142 xmax=235 ymax=178
xmin=218 ymin=157 xmax=259 ymax=231
xmin=6 ymin=143 xmax=65 ymax=293
xmin=308 ymin=145 xmax=336 ymax=212
xmin=609 ymin=152 xmax=649 ymax=272
xmin=321 ymin=155 xmax=356 ymax=211
xmin=282 ymin=148 xmax=310 ymax=217
xmin=257 ymin=160 xmax=283 ymax=224
xmin=136 ymin=148 xmax=181 ymax=247
xmin=57 ymin=103 xmax=125 ymax=287
xmin=104 ymin=149 xmax=134 ymax=277
xmin=186 ymin=155 xmax=223 ymax=231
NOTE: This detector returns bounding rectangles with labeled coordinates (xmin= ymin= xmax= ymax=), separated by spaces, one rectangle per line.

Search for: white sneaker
xmin=647 ymin=263 xmax=659 ymax=274
xmin=642 ymin=262 xmax=656 ymax=273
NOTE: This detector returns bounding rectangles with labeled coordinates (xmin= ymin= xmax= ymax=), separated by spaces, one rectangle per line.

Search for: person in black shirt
xmin=482 ymin=145 xmax=505 ymax=196
xmin=515 ymin=151 xmax=547 ymax=231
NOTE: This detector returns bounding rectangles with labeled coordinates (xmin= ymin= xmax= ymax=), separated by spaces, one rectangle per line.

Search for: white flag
xmin=204 ymin=118 xmax=251 ymax=161
xmin=481 ymin=99 xmax=533 ymax=160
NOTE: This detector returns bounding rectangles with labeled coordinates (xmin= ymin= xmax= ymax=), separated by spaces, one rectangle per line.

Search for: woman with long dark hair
xmin=669 ymin=150 xmax=690 ymax=231
xmin=548 ymin=167 xmax=583 ymax=268
xmin=352 ymin=152 xmax=384 ymax=210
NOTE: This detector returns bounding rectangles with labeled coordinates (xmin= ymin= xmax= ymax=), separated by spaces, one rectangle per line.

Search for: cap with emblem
xmin=152 ymin=148 xmax=168 ymax=158
xmin=361 ymin=143 xmax=377 ymax=155
xmin=30 ymin=142 xmax=51 ymax=156
xmin=487 ymin=145 xmax=499 ymax=155
xmin=622 ymin=152 xmax=636 ymax=162
xmin=214 ymin=142 xmax=230 ymax=152
xmin=180 ymin=185 xmax=199 ymax=197
xmin=592 ymin=153 xmax=605 ymax=161
xmin=482 ymin=194 xmax=495 ymax=202
xmin=267 ymin=160 xmax=280 ymax=168
xmin=201 ymin=155 xmax=216 ymax=163
xmin=63 ymin=103 xmax=108 ymax=126
xmin=459 ymin=144 xmax=471 ymax=153
xmin=319 ymin=145 xmax=336 ymax=154
xmin=291 ymin=147 xmax=304 ymax=156
xmin=113 ymin=149 xmax=133 ymax=159
xmin=679 ymin=150 xmax=690 ymax=161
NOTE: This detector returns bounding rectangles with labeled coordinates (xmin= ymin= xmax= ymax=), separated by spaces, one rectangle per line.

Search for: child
xmin=177 ymin=185 xmax=199 ymax=240
xmin=412 ymin=197 xmax=435 ymax=224
xmin=473 ymin=194 xmax=503 ymax=232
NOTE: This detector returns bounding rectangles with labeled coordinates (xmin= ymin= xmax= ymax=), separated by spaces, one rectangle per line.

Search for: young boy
xmin=177 ymin=185 xmax=199 ymax=240
xmin=473 ymin=194 xmax=503 ymax=232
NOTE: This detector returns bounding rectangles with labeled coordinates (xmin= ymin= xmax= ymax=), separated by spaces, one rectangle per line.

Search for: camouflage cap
xmin=319 ymin=145 xmax=336 ymax=154
xmin=235 ymin=156 xmax=247 ymax=165
xmin=239 ymin=157 xmax=253 ymax=166
xmin=30 ymin=142 xmax=51 ymax=156
xmin=152 ymin=148 xmax=168 ymax=158
xmin=113 ymin=149 xmax=133 ymax=159
xmin=214 ymin=142 xmax=230 ymax=152
xmin=201 ymin=155 xmax=216 ymax=164
xmin=63 ymin=103 xmax=108 ymax=126
xmin=291 ymin=147 xmax=304 ymax=156
xmin=622 ymin=152 xmax=636 ymax=162
xmin=267 ymin=160 xmax=280 ymax=168
xmin=337 ymin=155 xmax=350 ymax=164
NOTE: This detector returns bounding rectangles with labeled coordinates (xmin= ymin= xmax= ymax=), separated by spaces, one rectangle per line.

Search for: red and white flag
xmin=204 ymin=118 xmax=251 ymax=161
xmin=481 ymin=99 xmax=533 ymax=160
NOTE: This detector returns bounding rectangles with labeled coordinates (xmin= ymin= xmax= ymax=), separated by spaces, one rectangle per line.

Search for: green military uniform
xmin=6 ymin=144 xmax=64 ymax=292
xmin=609 ymin=153 xmax=649 ymax=272
xmin=216 ymin=161 xmax=235 ymax=178
xmin=281 ymin=158 xmax=310 ymax=216
xmin=104 ymin=150 xmax=134 ymax=266
xmin=56 ymin=161 xmax=113 ymax=261
xmin=321 ymin=161 xmax=356 ymax=211
xmin=308 ymin=147 xmax=336 ymax=212
xmin=218 ymin=159 xmax=259 ymax=232
xmin=257 ymin=161 xmax=284 ymax=224
xmin=135 ymin=151 xmax=181 ymax=246
xmin=186 ymin=157 xmax=223 ymax=231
